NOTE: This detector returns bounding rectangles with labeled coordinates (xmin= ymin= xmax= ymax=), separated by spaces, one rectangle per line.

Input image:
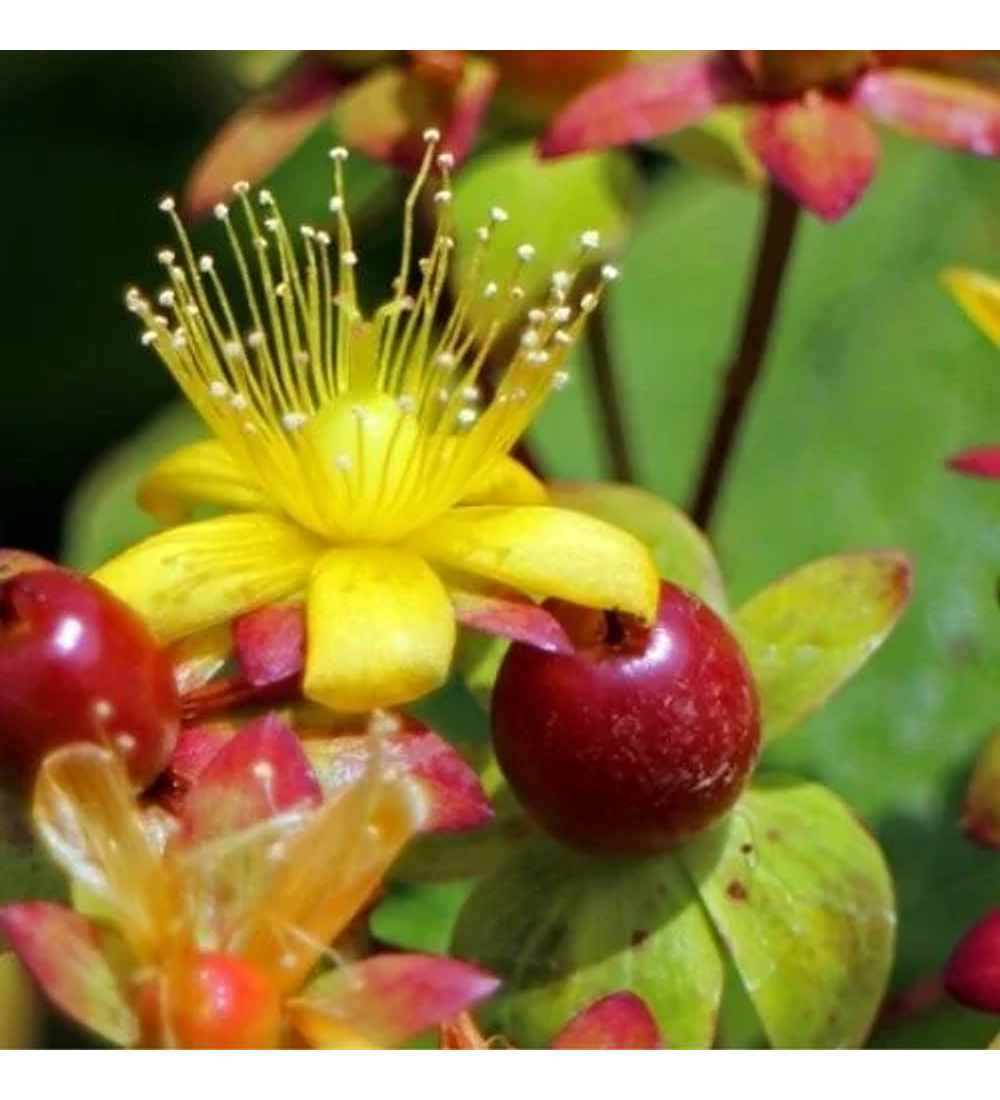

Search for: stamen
xmin=580 ymin=229 xmax=601 ymax=250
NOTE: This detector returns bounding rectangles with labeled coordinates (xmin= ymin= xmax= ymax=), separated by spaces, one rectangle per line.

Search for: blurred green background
xmin=4 ymin=51 xmax=1000 ymax=1046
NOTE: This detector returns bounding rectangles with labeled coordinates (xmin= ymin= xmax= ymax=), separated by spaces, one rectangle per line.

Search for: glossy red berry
xmin=491 ymin=581 xmax=761 ymax=855
xmin=138 ymin=953 xmax=283 ymax=1049
xmin=0 ymin=557 xmax=179 ymax=795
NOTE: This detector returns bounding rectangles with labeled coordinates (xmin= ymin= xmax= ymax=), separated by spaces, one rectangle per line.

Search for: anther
xmin=422 ymin=127 xmax=441 ymax=143
xmin=213 ymin=203 xmax=229 ymax=220
xmin=140 ymin=331 xmax=157 ymax=347
xmin=433 ymin=189 xmax=453 ymax=205
xmin=437 ymin=151 xmax=455 ymax=170
xmin=156 ymin=249 xmax=175 ymax=266
xmin=580 ymin=229 xmax=601 ymax=250
xmin=483 ymin=282 xmax=498 ymax=299
xmin=335 ymin=454 xmax=353 ymax=472
xmin=490 ymin=206 xmax=509 ymax=224
xmin=209 ymin=381 xmax=228 ymax=398
xmin=516 ymin=244 xmax=536 ymax=262
xmin=580 ymin=292 xmax=599 ymax=313
xmin=232 ymin=181 xmax=250 ymax=196
xmin=342 ymin=250 xmax=358 ymax=267
xmin=198 ymin=255 xmax=214 ymax=272
xmin=329 ymin=146 xmax=349 ymax=161
xmin=158 ymin=196 xmax=176 ymax=213
xmin=457 ymin=408 xmax=477 ymax=426
xmin=329 ymin=196 xmax=344 ymax=214
xmin=600 ymin=263 xmax=620 ymax=282
xmin=552 ymin=370 xmax=570 ymax=390
xmin=258 ymin=189 xmax=274 ymax=206
xmin=157 ymin=289 xmax=175 ymax=307
xmin=281 ymin=411 xmax=309 ymax=431
xmin=230 ymin=393 xmax=249 ymax=411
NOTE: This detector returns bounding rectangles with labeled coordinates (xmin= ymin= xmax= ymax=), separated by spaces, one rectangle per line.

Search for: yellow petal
xmin=33 ymin=745 xmax=176 ymax=962
xmin=460 ymin=456 xmax=547 ymax=506
xmin=407 ymin=505 xmax=659 ymax=621
xmin=304 ymin=547 xmax=456 ymax=713
xmin=137 ymin=440 xmax=270 ymax=524
xmin=943 ymin=267 xmax=1000 ymax=347
xmin=241 ymin=735 xmax=425 ymax=994
xmin=93 ymin=514 xmax=323 ymax=642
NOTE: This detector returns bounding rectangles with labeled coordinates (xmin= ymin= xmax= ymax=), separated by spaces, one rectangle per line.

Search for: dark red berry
xmin=0 ymin=557 xmax=179 ymax=794
xmin=491 ymin=581 xmax=761 ymax=855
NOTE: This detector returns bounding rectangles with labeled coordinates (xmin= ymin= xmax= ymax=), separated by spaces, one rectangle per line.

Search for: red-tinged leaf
xmin=305 ymin=718 xmax=493 ymax=834
xmin=946 ymin=910 xmax=1000 ymax=1013
xmin=947 ymin=445 xmax=1000 ymax=480
xmin=540 ymin=54 xmax=746 ymax=158
xmin=289 ymin=954 xmax=499 ymax=1049
xmin=961 ymin=731 xmax=1000 ymax=849
xmin=853 ymin=68 xmax=1000 ymax=156
xmin=184 ymin=58 xmax=344 ymax=220
xmin=440 ymin=1011 xmax=494 ymax=1049
xmin=176 ymin=714 xmax=321 ymax=846
xmin=151 ymin=722 xmax=233 ymax=816
xmin=334 ymin=57 xmax=496 ymax=170
xmin=552 ymin=992 xmax=665 ymax=1050
xmin=232 ymin=603 xmax=305 ymax=688
xmin=0 ymin=903 xmax=137 ymax=1047
xmin=749 ymin=96 xmax=879 ymax=221
xmin=452 ymin=588 xmax=573 ymax=654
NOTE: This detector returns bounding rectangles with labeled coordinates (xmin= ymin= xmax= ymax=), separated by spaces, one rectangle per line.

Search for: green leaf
xmin=61 ymin=403 xmax=205 ymax=572
xmin=659 ymin=107 xmax=765 ymax=188
xmin=549 ymin=481 xmax=727 ymax=613
xmin=679 ymin=777 xmax=895 ymax=1049
xmin=735 ymin=551 xmax=912 ymax=739
xmin=369 ymin=880 xmax=474 ymax=954
xmin=450 ymin=141 xmax=636 ymax=331
xmin=452 ymin=837 xmax=724 ymax=1049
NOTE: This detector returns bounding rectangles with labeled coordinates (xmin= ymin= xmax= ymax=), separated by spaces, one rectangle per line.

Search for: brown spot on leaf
xmin=726 ymin=880 xmax=748 ymax=902
xmin=630 ymin=930 xmax=649 ymax=948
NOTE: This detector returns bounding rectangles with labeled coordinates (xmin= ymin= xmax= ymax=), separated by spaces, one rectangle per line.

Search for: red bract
xmin=542 ymin=50 xmax=1000 ymax=220
xmin=491 ymin=581 xmax=761 ymax=855
xmin=0 ymin=553 xmax=178 ymax=795
xmin=441 ymin=991 xmax=664 ymax=1049
xmin=156 ymin=711 xmax=493 ymax=838
xmin=184 ymin=51 xmax=496 ymax=220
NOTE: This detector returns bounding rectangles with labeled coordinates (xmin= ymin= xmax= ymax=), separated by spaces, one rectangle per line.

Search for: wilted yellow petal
xmin=93 ymin=514 xmax=323 ymax=642
xmin=304 ymin=547 xmax=456 ymax=713
xmin=408 ymin=505 xmax=659 ymax=621
xmin=138 ymin=440 xmax=269 ymax=524
xmin=241 ymin=739 xmax=424 ymax=993
xmin=33 ymin=746 xmax=175 ymax=962
xmin=943 ymin=267 xmax=1000 ymax=347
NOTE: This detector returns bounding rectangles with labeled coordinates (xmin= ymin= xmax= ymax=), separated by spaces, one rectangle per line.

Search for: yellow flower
xmin=0 ymin=717 xmax=498 ymax=1048
xmin=94 ymin=132 xmax=658 ymax=713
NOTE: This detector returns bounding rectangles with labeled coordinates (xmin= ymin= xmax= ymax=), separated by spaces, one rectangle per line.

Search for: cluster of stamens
xmin=124 ymin=130 xmax=619 ymax=540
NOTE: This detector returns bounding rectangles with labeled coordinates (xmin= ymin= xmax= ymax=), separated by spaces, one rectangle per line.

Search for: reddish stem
xmin=586 ymin=301 xmax=635 ymax=484
xmin=689 ymin=184 xmax=801 ymax=531
xmin=873 ymin=972 xmax=947 ymax=1033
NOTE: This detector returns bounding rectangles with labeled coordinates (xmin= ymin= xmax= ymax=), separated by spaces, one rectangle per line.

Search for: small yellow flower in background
xmin=0 ymin=717 xmax=498 ymax=1049
xmin=94 ymin=130 xmax=658 ymax=713
xmin=944 ymin=267 xmax=1000 ymax=348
